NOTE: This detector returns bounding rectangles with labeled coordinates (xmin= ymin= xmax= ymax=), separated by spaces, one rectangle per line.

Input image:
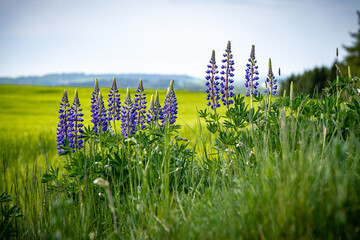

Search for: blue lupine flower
xmin=91 ymin=79 xmax=101 ymax=132
xmin=160 ymin=81 xmax=178 ymax=127
xmin=245 ymin=45 xmax=260 ymax=97
xmin=91 ymin=91 xmax=108 ymax=133
xmin=121 ymin=88 xmax=137 ymax=139
xmin=134 ymin=79 xmax=147 ymax=130
xmin=56 ymin=89 xmax=70 ymax=154
xmin=68 ymin=89 xmax=84 ymax=151
xmin=220 ymin=41 xmax=235 ymax=108
xmin=264 ymin=58 xmax=278 ymax=95
xmin=107 ymin=77 xmax=121 ymax=121
xmin=146 ymin=94 xmax=156 ymax=124
xmin=205 ymin=50 xmax=221 ymax=110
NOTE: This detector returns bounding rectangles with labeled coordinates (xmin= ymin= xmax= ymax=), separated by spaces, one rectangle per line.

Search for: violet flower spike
xmin=90 ymin=79 xmax=101 ymax=132
xmin=120 ymin=88 xmax=137 ymax=139
xmin=160 ymin=81 xmax=178 ymax=127
xmin=244 ymin=45 xmax=260 ymax=97
xmin=134 ymin=79 xmax=147 ymax=130
xmin=146 ymin=94 xmax=156 ymax=124
xmin=98 ymin=92 xmax=108 ymax=132
xmin=205 ymin=50 xmax=220 ymax=111
xmin=68 ymin=89 xmax=84 ymax=151
xmin=56 ymin=89 xmax=70 ymax=154
xmin=107 ymin=77 xmax=121 ymax=122
xmin=220 ymin=41 xmax=235 ymax=108
xmin=264 ymin=58 xmax=277 ymax=95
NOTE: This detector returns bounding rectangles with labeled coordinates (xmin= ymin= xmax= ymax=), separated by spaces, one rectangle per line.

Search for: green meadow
xmin=1 ymin=82 xmax=359 ymax=239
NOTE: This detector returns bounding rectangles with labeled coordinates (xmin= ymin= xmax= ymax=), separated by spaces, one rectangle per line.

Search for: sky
xmin=0 ymin=0 xmax=359 ymax=79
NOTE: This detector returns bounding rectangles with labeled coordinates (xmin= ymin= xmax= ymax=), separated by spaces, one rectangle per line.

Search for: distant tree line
xmin=281 ymin=10 xmax=360 ymax=96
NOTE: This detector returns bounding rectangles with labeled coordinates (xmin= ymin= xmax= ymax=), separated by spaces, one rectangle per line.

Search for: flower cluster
xmin=245 ymin=45 xmax=259 ymax=97
xmin=107 ymin=77 xmax=121 ymax=122
xmin=147 ymin=90 xmax=162 ymax=125
xmin=56 ymin=89 xmax=84 ymax=154
xmin=121 ymin=88 xmax=137 ymax=139
xmin=57 ymin=90 xmax=70 ymax=154
xmin=220 ymin=41 xmax=235 ymax=108
xmin=68 ymin=89 xmax=84 ymax=151
xmin=134 ymin=79 xmax=147 ymax=130
xmin=205 ymin=50 xmax=221 ymax=110
xmin=160 ymin=80 xmax=178 ymax=126
xmin=91 ymin=79 xmax=101 ymax=132
xmin=264 ymin=58 xmax=278 ymax=95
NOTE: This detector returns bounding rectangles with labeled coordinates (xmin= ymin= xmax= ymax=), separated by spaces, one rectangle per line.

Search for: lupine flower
xmin=91 ymin=79 xmax=100 ymax=132
xmin=134 ymin=79 xmax=147 ymax=130
xmin=220 ymin=41 xmax=235 ymax=108
xmin=205 ymin=50 xmax=220 ymax=110
xmin=107 ymin=77 xmax=121 ymax=121
xmin=264 ymin=58 xmax=278 ymax=95
xmin=91 ymin=91 xmax=108 ymax=133
xmin=146 ymin=94 xmax=156 ymax=124
xmin=56 ymin=89 xmax=70 ymax=154
xmin=68 ymin=89 xmax=84 ymax=151
xmin=121 ymin=88 xmax=137 ymax=139
xmin=160 ymin=81 xmax=178 ymax=126
xmin=245 ymin=45 xmax=260 ymax=97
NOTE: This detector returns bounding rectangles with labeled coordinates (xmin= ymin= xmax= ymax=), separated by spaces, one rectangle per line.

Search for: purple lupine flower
xmin=68 ymin=89 xmax=84 ymax=151
xmin=91 ymin=79 xmax=101 ymax=132
xmin=146 ymin=94 xmax=156 ymax=124
xmin=205 ymin=50 xmax=221 ymax=111
xmin=134 ymin=79 xmax=147 ymax=130
xmin=264 ymin=58 xmax=278 ymax=95
xmin=245 ymin=45 xmax=260 ymax=97
xmin=160 ymin=81 xmax=178 ymax=127
xmin=121 ymin=88 xmax=137 ymax=139
xmin=107 ymin=77 xmax=121 ymax=121
xmin=91 ymin=91 xmax=108 ymax=133
xmin=220 ymin=41 xmax=235 ymax=108
xmin=56 ymin=89 xmax=70 ymax=154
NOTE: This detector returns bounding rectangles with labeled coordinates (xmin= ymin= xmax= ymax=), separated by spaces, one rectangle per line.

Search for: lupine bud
xmin=107 ymin=77 xmax=121 ymax=121
xmin=68 ymin=89 xmax=84 ymax=151
xmin=121 ymin=88 xmax=137 ymax=139
xmin=264 ymin=58 xmax=278 ymax=95
xmin=56 ymin=90 xmax=70 ymax=154
xmin=160 ymin=81 xmax=178 ymax=127
xmin=91 ymin=79 xmax=100 ymax=132
xmin=91 ymin=91 xmax=108 ymax=133
xmin=205 ymin=50 xmax=220 ymax=110
xmin=134 ymin=79 xmax=147 ymax=130
xmin=220 ymin=41 xmax=235 ymax=108
xmin=244 ymin=45 xmax=259 ymax=97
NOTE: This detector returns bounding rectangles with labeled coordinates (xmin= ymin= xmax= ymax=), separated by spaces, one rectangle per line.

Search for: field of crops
xmin=1 ymin=67 xmax=360 ymax=239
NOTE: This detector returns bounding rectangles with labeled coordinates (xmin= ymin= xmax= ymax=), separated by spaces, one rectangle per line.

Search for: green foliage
xmin=343 ymin=10 xmax=360 ymax=77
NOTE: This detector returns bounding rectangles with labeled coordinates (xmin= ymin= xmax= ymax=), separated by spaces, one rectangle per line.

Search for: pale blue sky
xmin=0 ymin=0 xmax=359 ymax=79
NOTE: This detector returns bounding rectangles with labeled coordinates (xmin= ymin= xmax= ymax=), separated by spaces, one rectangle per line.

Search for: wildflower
xmin=90 ymin=79 xmax=100 ymax=132
xmin=160 ymin=80 xmax=178 ymax=126
xmin=264 ymin=58 xmax=277 ymax=95
xmin=68 ymin=89 xmax=84 ymax=151
xmin=244 ymin=45 xmax=260 ymax=97
xmin=56 ymin=89 xmax=70 ymax=154
xmin=249 ymin=150 xmax=254 ymax=157
xmin=220 ymin=41 xmax=235 ymax=108
xmin=93 ymin=177 xmax=109 ymax=187
xmin=236 ymin=142 xmax=244 ymax=148
xmin=205 ymin=50 xmax=220 ymax=110
xmin=134 ymin=79 xmax=147 ymax=130
xmin=107 ymin=77 xmax=121 ymax=121
xmin=91 ymin=92 xmax=108 ymax=132
xmin=120 ymin=88 xmax=137 ymax=139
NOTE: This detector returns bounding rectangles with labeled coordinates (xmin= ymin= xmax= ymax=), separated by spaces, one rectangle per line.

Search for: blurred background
xmin=0 ymin=0 xmax=359 ymax=92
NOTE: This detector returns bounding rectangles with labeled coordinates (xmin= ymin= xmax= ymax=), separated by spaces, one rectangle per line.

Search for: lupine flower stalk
xmin=134 ymin=79 xmax=147 ymax=130
xmin=245 ymin=45 xmax=260 ymax=107
xmin=146 ymin=94 xmax=156 ymax=124
xmin=220 ymin=41 xmax=235 ymax=109
xmin=205 ymin=50 xmax=220 ymax=111
xmin=91 ymin=91 xmax=108 ymax=133
xmin=91 ymin=79 xmax=100 ymax=132
xmin=264 ymin=58 xmax=277 ymax=96
xmin=160 ymin=81 xmax=178 ymax=127
xmin=56 ymin=90 xmax=70 ymax=154
xmin=121 ymin=88 xmax=137 ymax=139
xmin=68 ymin=89 xmax=84 ymax=151
xmin=107 ymin=77 xmax=121 ymax=133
